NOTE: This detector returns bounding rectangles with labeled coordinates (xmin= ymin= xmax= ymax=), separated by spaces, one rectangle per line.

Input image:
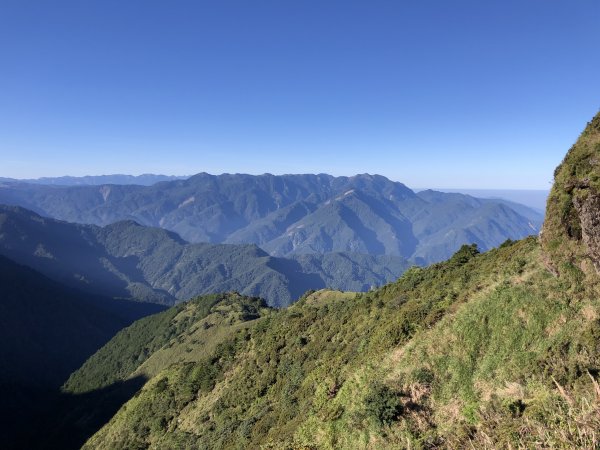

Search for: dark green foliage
xmin=184 ymin=362 xmax=220 ymax=393
xmin=64 ymin=293 xmax=258 ymax=393
xmin=364 ymin=383 xmax=403 ymax=425
xmin=448 ymin=243 xmax=480 ymax=265
xmin=63 ymin=302 xmax=186 ymax=393
xmin=411 ymin=367 xmax=435 ymax=385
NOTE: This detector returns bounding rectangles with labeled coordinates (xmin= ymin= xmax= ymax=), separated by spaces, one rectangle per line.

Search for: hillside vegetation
xmin=542 ymin=112 xmax=600 ymax=278
xmin=71 ymin=113 xmax=600 ymax=449
xmin=64 ymin=293 xmax=272 ymax=394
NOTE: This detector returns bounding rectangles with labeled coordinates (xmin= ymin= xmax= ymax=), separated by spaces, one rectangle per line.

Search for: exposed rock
xmin=540 ymin=111 xmax=600 ymax=278
xmin=573 ymin=190 xmax=600 ymax=271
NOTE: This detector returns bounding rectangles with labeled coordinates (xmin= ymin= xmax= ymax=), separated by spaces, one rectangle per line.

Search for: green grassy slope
xmin=51 ymin=293 xmax=272 ymax=450
xmin=80 ymin=113 xmax=600 ymax=449
xmin=79 ymin=238 xmax=594 ymax=449
xmin=541 ymin=112 xmax=600 ymax=279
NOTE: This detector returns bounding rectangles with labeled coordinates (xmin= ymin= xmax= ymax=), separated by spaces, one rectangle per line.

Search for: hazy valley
xmin=0 ymin=170 xmax=547 ymax=448
xmin=2 ymin=2 xmax=597 ymax=448
xmin=2 ymin=113 xmax=599 ymax=449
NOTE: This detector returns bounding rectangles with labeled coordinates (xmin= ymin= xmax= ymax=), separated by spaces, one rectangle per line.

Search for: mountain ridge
xmin=0 ymin=174 xmax=187 ymax=186
xmin=0 ymin=172 xmax=543 ymax=265
xmin=0 ymin=204 xmax=409 ymax=307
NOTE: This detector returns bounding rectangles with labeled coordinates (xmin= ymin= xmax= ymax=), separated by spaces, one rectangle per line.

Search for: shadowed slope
xmin=0 ymin=255 xmax=161 ymax=389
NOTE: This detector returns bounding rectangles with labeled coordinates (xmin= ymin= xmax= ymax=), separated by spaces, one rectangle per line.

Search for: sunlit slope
xmin=542 ymin=112 xmax=600 ymax=279
xmin=80 ymin=238 xmax=594 ymax=448
xmin=82 ymin=113 xmax=600 ymax=448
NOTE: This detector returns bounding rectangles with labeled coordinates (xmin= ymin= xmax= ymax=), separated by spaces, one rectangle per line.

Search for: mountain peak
xmin=541 ymin=111 xmax=600 ymax=276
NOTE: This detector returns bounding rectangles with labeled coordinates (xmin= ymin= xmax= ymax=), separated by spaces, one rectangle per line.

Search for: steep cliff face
xmin=541 ymin=112 xmax=600 ymax=276
xmin=574 ymin=191 xmax=600 ymax=271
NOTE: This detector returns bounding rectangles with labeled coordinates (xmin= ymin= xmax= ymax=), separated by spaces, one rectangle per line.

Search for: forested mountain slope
xmin=64 ymin=293 xmax=272 ymax=395
xmin=27 ymin=294 xmax=270 ymax=450
xmin=0 ymin=205 xmax=407 ymax=307
xmin=0 ymin=173 xmax=542 ymax=264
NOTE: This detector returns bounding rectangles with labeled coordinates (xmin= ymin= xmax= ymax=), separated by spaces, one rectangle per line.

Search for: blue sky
xmin=0 ymin=1 xmax=598 ymax=188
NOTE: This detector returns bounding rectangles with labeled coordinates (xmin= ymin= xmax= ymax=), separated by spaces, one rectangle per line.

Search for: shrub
xmin=364 ymin=383 xmax=403 ymax=425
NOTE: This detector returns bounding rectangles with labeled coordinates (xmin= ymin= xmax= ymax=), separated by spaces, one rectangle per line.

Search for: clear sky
xmin=0 ymin=0 xmax=598 ymax=188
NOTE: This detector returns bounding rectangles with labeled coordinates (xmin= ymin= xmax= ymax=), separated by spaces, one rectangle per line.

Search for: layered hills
xmin=0 ymin=205 xmax=408 ymax=307
xmin=62 ymin=113 xmax=600 ymax=449
xmin=0 ymin=174 xmax=186 ymax=186
xmin=0 ymin=173 xmax=542 ymax=264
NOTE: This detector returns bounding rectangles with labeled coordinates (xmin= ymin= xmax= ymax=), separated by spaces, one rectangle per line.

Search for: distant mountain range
xmin=0 ymin=174 xmax=188 ymax=186
xmin=0 ymin=173 xmax=543 ymax=265
xmin=430 ymin=188 xmax=549 ymax=212
xmin=0 ymin=205 xmax=408 ymax=307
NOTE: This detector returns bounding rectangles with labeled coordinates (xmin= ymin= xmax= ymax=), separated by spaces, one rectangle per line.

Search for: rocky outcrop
xmin=540 ymin=111 xmax=600 ymax=277
xmin=573 ymin=189 xmax=600 ymax=271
